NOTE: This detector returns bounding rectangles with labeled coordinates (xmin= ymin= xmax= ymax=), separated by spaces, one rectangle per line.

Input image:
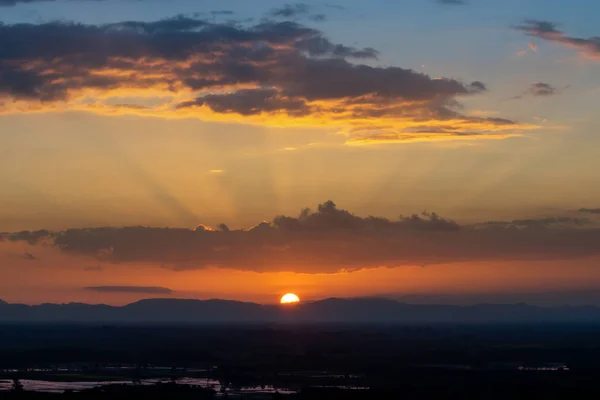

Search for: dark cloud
xmin=515 ymin=20 xmax=600 ymax=60
xmin=527 ymin=82 xmax=558 ymax=97
xmin=437 ymin=0 xmax=467 ymax=5
xmin=468 ymin=81 xmax=487 ymax=92
xmin=178 ymin=88 xmax=310 ymax=116
xmin=0 ymin=18 xmax=376 ymax=103
xmin=84 ymin=286 xmax=174 ymax=294
xmin=293 ymin=36 xmax=379 ymax=58
xmin=309 ymin=14 xmax=327 ymax=22
xmin=5 ymin=230 xmax=51 ymax=244
xmin=510 ymin=82 xmax=560 ymax=100
xmin=0 ymin=16 xmax=527 ymax=140
xmin=580 ymin=208 xmax=600 ymax=215
xmin=1 ymin=201 xmax=588 ymax=274
xmin=267 ymin=3 xmax=326 ymax=21
xmin=269 ymin=3 xmax=311 ymax=18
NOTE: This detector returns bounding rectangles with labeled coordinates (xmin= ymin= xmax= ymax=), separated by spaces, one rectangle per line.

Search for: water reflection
xmin=0 ymin=378 xmax=368 ymax=395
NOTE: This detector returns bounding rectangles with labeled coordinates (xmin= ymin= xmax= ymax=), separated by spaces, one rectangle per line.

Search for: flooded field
xmin=0 ymin=373 xmax=369 ymax=395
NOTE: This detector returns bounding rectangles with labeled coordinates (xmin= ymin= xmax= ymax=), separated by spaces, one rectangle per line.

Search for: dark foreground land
xmin=2 ymin=323 xmax=600 ymax=398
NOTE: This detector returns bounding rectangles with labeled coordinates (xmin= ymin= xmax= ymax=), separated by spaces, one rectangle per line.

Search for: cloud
xmin=515 ymin=20 xmax=600 ymax=60
xmin=437 ymin=0 xmax=467 ymax=5
xmin=479 ymin=217 xmax=590 ymax=229
xmin=0 ymin=16 xmax=532 ymax=143
xmin=529 ymin=41 xmax=538 ymax=52
xmin=3 ymin=230 xmax=52 ymax=244
xmin=84 ymin=286 xmax=174 ymax=294
xmin=268 ymin=3 xmax=327 ymax=21
xmin=516 ymin=41 xmax=537 ymax=57
xmin=21 ymin=252 xmax=39 ymax=261
xmin=178 ymin=88 xmax=310 ymax=117
xmin=510 ymin=82 xmax=562 ymax=100
xmin=269 ymin=3 xmax=311 ymax=18
xmin=345 ymin=124 xmax=522 ymax=145
xmin=527 ymin=82 xmax=558 ymax=97
xmin=2 ymin=201 xmax=594 ymax=274
xmin=580 ymin=208 xmax=600 ymax=214
xmin=511 ymin=82 xmax=560 ymax=99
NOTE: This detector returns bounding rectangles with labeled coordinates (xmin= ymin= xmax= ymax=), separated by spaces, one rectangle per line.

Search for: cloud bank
xmin=0 ymin=16 xmax=532 ymax=142
xmin=5 ymin=201 xmax=600 ymax=274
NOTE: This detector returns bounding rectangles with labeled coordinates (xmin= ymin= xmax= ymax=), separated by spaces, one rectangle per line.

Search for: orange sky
xmin=3 ymin=238 xmax=600 ymax=306
xmin=1 ymin=0 xmax=600 ymax=306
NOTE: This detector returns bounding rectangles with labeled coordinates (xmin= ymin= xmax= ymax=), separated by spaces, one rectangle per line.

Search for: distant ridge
xmin=0 ymin=298 xmax=599 ymax=323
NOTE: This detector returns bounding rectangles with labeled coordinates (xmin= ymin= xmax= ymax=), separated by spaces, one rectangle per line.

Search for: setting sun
xmin=280 ymin=293 xmax=300 ymax=304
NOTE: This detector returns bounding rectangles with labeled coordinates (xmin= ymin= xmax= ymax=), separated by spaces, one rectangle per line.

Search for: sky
xmin=1 ymin=0 xmax=600 ymax=306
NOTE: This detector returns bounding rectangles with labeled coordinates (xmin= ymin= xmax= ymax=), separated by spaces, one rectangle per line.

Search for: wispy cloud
xmin=515 ymin=20 xmax=600 ymax=60
xmin=84 ymin=286 xmax=174 ymax=294
xmin=267 ymin=3 xmax=327 ymax=21
xmin=511 ymin=82 xmax=561 ymax=99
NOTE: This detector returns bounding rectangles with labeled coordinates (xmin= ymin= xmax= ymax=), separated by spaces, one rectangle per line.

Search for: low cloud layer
xmin=5 ymin=201 xmax=600 ymax=274
xmin=85 ymin=286 xmax=174 ymax=294
xmin=515 ymin=20 xmax=600 ymax=60
xmin=0 ymin=15 xmax=532 ymax=142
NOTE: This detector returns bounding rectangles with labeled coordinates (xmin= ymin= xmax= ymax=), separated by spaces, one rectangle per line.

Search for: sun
xmin=280 ymin=293 xmax=300 ymax=304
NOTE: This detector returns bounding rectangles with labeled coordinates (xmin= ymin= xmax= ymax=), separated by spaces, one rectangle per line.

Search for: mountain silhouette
xmin=0 ymin=298 xmax=600 ymax=323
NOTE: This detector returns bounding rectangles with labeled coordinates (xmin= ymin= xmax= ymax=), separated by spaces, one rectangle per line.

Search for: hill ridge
xmin=0 ymin=297 xmax=599 ymax=323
